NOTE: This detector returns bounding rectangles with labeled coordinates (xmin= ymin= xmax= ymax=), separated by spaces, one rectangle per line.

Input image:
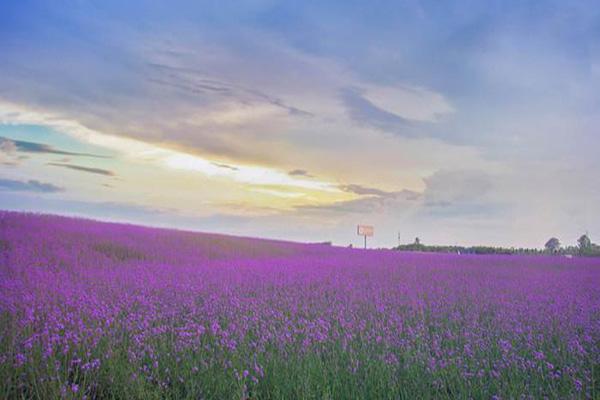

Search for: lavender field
xmin=0 ymin=212 xmax=599 ymax=399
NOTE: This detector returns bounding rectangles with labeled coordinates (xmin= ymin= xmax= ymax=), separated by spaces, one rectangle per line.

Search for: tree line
xmin=394 ymin=234 xmax=600 ymax=256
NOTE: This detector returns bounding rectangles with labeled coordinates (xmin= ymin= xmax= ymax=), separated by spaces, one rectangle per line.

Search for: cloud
xmin=298 ymin=189 xmax=421 ymax=214
xmin=0 ymin=194 xmax=165 ymax=220
xmin=361 ymin=85 xmax=454 ymax=123
xmin=420 ymin=169 xmax=505 ymax=218
xmin=423 ymin=202 xmax=506 ymax=218
xmin=0 ymin=8 xmax=466 ymax=190
xmin=340 ymin=85 xmax=454 ymax=138
xmin=423 ymin=169 xmax=492 ymax=205
xmin=0 ymin=192 xmax=254 ymax=235
xmin=288 ymin=169 xmax=312 ymax=177
xmin=341 ymin=88 xmax=413 ymax=135
xmin=0 ymin=138 xmax=17 ymax=153
xmin=0 ymin=138 xmax=20 ymax=165
xmin=338 ymin=183 xmax=391 ymax=197
xmin=147 ymin=62 xmax=314 ymax=117
xmin=211 ymin=162 xmax=239 ymax=171
xmin=298 ymin=181 xmax=424 ymax=214
xmin=0 ymin=178 xmax=64 ymax=193
xmin=47 ymin=162 xmax=115 ymax=176
xmin=0 ymin=136 xmax=109 ymax=158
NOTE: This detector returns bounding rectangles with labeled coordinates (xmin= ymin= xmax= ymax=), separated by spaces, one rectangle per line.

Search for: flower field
xmin=1 ymin=212 xmax=599 ymax=399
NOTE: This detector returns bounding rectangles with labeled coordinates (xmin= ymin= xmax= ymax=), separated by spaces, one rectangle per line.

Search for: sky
xmin=1 ymin=0 xmax=599 ymax=248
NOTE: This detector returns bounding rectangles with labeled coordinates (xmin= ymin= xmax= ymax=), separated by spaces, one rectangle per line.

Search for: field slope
xmin=1 ymin=212 xmax=599 ymax=399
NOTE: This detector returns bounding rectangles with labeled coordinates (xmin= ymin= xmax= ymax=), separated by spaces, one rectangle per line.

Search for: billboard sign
xmin=357 ymin=225 xmax=374 ymax=237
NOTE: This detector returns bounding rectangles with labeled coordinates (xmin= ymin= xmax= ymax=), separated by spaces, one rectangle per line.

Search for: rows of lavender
xmin=1 ymin=212 xmax=599 ymax=399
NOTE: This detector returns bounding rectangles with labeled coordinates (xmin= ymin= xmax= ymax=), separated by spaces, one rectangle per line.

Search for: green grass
xmin=2 ymin=312 xmax=596 ymax=400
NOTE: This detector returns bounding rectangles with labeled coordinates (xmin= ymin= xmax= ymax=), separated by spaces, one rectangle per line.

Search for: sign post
xmin=357 ymin=225 xmax=374 ymax=249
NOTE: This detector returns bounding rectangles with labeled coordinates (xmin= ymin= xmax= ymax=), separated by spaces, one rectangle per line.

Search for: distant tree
xmin=577 ymin=233 xmax=592 ymax=250
xmin=544 ymin=237 xmax=561 ymax=253
xmin=578 ymin=234 xmax=592 ymax=254
xmin=414 ymin=237 xmax=421 ymax=245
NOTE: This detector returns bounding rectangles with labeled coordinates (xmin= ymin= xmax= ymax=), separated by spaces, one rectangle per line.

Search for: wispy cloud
xmin=297 ymin=189 xmax=421 ymax=214
xmin=211 ymin=162 xmax=239 ymax=171
xmin=147 ymin=62 xmax=313 ymax=117
xmin=338 ymin=184 xmax=392 ymax=197
xmin=0 ymin=178 xmax=64 ymax=193
xmin=47 ymin=162 xmax=115 ymax=176
xmin=0 ymin=137 xmax=109 ymax=158
xmin=0 ymin=102 xmax=341 ymax=193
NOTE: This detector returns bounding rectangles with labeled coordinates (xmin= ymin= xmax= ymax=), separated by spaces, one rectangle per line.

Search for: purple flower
xmin=2 ymin=212 xmax=599 ymax=398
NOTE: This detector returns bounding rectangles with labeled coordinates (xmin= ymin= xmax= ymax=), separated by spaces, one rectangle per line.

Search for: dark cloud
xmin=0 ymin=178 xmax=64 ymax=193
xmin=340 ymin=88 xmax=416 ymax=137
xmin=338 ymin=184 xmax=391 ymax=197
xmin=0 ymin=137 xmax=109 ymax=158
xmin=211 ymin=162 xmax=239 ymax=171
xmin=288 ymin=169 xmax=312 ymax=177
xmin=47 ymin=163 xmax=115 ymax=176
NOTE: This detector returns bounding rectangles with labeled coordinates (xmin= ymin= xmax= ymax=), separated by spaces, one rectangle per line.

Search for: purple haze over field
xmin=0 ymin=212 xmax=599 ymax=398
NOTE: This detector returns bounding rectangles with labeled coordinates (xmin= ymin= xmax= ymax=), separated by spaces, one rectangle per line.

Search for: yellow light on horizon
xmin=163 ymin=153 xmax=339 ymax=192
xmin=0 ymin=101 xmax=357 ymax=208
